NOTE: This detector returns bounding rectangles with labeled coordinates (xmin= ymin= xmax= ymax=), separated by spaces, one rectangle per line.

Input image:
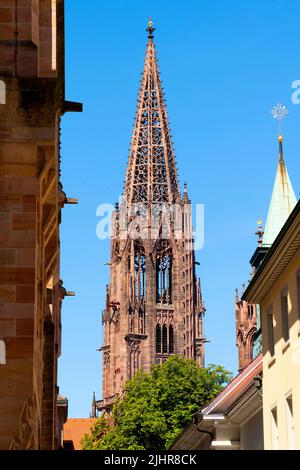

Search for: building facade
xmin=0 ymin=0 xmax=80 ymax=449
xmin=96 ymin=22 xmax=205 ymax=413
xmin=243 ymin=134 xmax=300 ymax=449
xmin=244 ymin=201 xmax=300 ymax=449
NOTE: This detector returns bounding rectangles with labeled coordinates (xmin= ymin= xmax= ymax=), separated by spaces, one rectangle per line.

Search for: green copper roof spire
xmin=262 ymin=133 xmax=297 ymax=246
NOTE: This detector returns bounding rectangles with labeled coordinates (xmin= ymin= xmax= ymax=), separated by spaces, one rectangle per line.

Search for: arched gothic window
xmin=162 ymin=324 xmax=168 ymax=353
xmin=248 ymin=304 xmax=254 ymax=319
xmin=169 ymin=324 xmax=174 ymax=354
xmin=156 ymin=324 xmax=162 ymax=353
xmin=156 ymin=241 xmax=172 ymax=304
xmin=156 ymin=323 xmax=174 ymax=355
xmin=134 ymin=241 xmax=146 ymax=301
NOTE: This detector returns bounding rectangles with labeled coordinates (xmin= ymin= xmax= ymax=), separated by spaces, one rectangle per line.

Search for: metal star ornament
xmin=271 ymin=103 xmax=289 ymax=120
xmin=271 ymin=103 xmax=289 ymax=134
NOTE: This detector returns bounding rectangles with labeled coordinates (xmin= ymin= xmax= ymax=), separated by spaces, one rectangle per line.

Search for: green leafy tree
xmin=82 ymin=355 xmax=231 ymax=450
xmin=81 ymin=416 xmax=111 ymax=450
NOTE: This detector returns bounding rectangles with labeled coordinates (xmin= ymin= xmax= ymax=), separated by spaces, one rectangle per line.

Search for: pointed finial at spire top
xmin=271 ymin=104 xmax=288 ymax=162
xmin=146 ymin=18 xmax=155 ymax=39
xmin=271 ymin=103 xmax=288 ymax=136
xmin=278 ymin=133 xmax=284 ymax=162
xmin=91 ymin=391 xmax=97 ymax=418
xmin=182 ymin=182 xmax=190 ymax=204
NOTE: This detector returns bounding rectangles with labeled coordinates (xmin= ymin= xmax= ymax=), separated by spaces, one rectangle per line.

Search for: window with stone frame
xmin=286 ymin=394 xmax=295 ymax=450
xmin=156 ymin=240 xmax=172 ymax=304
xmin=271 ymin=406 xmax=279 ymax=450
xmin=0 ymin=340 xmax=6 ymax=365
xmin=169 ymin=324 xmax=174 ymax=353
xmin=281 ymin=287 xmax=289 ymax=343
xmin=156 ymin=323 xmax=162 ymax=353
xmin=267 ymin=306 xmax=275 ymax=357
xmin=156 ymin=320 xmax=174 ymax=355
xmin=134 ymin=240 xmax=146 ymax=302
xmin=162 ymin=324 xmax=168 ymax=353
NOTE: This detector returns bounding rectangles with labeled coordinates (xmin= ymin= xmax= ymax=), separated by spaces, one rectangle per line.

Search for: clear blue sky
xmin=59 ymin=0 xmax=300 ymax=417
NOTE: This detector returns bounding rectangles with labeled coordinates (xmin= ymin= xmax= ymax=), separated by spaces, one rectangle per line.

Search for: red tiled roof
xmin=64 ymin=418 xmax=97 ymax=450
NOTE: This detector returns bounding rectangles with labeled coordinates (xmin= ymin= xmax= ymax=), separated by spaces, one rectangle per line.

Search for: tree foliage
xmin=82 ymin=355 xmax=231 ymax=450
xmin=81 ymin=415 xmax=111 ymax=450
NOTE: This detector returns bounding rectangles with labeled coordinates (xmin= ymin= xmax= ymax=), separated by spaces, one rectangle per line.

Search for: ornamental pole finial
xmin=271 ymin=103 xmax=288 ymax=138
xmin=271 ymin=104 xmax=288 ymax=162
xmin=146 ymin=18 xmax=155 ymax=39
xmin=255 ymin=219 xmax=264 ymax=247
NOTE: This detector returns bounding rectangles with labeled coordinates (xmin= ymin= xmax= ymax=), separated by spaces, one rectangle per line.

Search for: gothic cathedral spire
xmin=96 ymin=22 xmax=205 ymax=413
xmin=124 ymin=21 xmax=180 ymax=206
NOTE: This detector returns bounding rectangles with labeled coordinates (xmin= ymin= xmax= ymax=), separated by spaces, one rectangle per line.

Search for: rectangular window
xmin=271 ymin=407 xmax=279 ymax=450
xmin=286 ymin=395 xmax=295 ymax=450
xmin=281 ymin=289 xmax=289 ymax=342
xmin=267 ymin=307 xmax=275 ymax=357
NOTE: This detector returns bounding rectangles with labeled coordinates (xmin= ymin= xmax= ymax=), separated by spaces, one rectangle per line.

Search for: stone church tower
xmin=235 ymin=288 xmax=258 ymax=371
xmin=96 ymin=22 xmax=205 ymax=413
